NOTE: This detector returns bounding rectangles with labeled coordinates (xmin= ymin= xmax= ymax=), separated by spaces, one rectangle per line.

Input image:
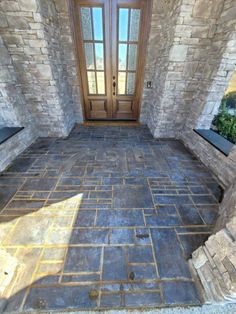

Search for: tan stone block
xmin=0 ymin=13 xmax=8 ymax=28
xmin=19 ymin=0 xmax=38 ymax=12
xmin=6 ymin=15 xmax=29 ymax=29
xmin=193 ymin=0 xmax=224 ymax=19
xmin=169 ymin=44 xmax=188 ymax=62
xmin=192 ymin=246 xmax=208 ymax=269
xmin=55 ymin=0 xmax=67 ymax=12
xmin=226 ymin=217 xmax=236 ymax=240
xmin=28 ymin=39 xmax=47 ymax=48
xmin=191 ymin=25 xmax=210 ymax=38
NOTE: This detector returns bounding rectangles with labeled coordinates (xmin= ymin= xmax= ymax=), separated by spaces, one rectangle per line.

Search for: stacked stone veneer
xmin=141 ymin=0 xmax=236 ymax=135
xmin=141 ymin=0 xmax=182 ymax=135
xmin=0 ymin=31 xmax=37 ymax=169
xmin=191 ymin=216 xmax=236 ymax=304
xmin=0 ymin=34 xmax=33 ymax=126
xmin=191 ymin=179 xmax=236 ymax=303
xmin=0 ymin=0 xmax=83 ymax=137
xmin=191 ymin=173 xmax=236 ymax=304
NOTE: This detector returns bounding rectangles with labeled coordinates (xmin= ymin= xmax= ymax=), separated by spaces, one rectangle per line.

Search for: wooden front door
xmin=70 ymin=0 xmax=151 ymax=120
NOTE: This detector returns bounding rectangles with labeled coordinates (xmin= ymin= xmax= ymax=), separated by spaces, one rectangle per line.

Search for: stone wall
xmin=0 ymin=0 xmax=83 ymax=137
xmin=0 ymin=34 xmax=32 ymax=127
xmin=55 ymin=0 xmax=83 ymax=121
xmin=190 ymin=177 xmax=236 ymax=304
xmin=215 ymin=179 xmax=236 ymax=232
xmin=142 ymin=0 xmax=236 ymax=138
xmin=184 ymin=0 xmax=236 ymax=130
xmin=181 ymin=131 xmax=236 ymax=188
xmin=190 ymin=214 xmax=236 ymax=304
xmin=179 ymin=0 xmax=236 ymax=187
xmin=140 ymin=0 xmax=183 ymax=137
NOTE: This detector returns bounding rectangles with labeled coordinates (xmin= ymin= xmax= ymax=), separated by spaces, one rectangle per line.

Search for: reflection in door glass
xmin=127 ymin=72 xmax=135 ymax=95
xmin=95 ymin=43 xmax=104 ymax=70
xmin=119 ymin=8 xmax=129 ymax=41
xmin=92 ymin=8 xmax=103 ymax=41
xmin=87 ymin=71 xmax=97 ymax=94
xmin=129 ymin=9 xmax=140 ymax=41
xmin=128 ymin=44 xmax=137 ymax=70
xmin=81 ymin=7 xmax=93 ymax=40
xmin=97 ymin=72 xmax=105 ymax=94
xmin=84 ymin=43 xmax=95 ymax=70
xmin=118 ymin=44 xmax=127 ymax=70
xmin=118 ymin=72 xmax=126 ymax=94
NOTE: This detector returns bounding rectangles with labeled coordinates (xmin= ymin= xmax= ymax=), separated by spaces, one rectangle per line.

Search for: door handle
xmin=113 ymin=81 xmax=116 ymax=95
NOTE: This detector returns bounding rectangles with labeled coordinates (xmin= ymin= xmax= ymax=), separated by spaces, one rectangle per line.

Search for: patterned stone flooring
xmin=0 ymin=125 xmax=222 ymax=312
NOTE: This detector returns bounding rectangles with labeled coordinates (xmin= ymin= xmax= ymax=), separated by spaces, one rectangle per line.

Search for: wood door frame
xmin=67 ymin=0 xmax=153 ymax=121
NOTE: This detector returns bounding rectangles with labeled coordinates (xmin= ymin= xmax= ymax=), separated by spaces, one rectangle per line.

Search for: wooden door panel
xmin=114 ymin=100 xmax=133 ymax=118
xmin=89 ymin=100 xmax=108 ymax=119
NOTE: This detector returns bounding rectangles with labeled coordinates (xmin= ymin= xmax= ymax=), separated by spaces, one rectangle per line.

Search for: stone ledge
xmin=0 ymin=127 xmax=24 ymax=145
xmin=0 ymin=127 xmax=37 ymax=172
xmin=194 ymin=129 xmax=234 ymax=156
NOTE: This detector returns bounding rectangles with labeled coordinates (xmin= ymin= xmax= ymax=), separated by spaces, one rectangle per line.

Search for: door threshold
xmin=82 ymin=121 xmax=141 ymax=127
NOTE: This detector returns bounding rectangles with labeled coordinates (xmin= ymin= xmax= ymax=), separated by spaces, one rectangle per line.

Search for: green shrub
xmin=213 ymin=104 xmax=236 ymax=144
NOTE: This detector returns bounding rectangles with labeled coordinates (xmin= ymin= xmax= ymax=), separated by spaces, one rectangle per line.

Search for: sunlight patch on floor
xmin=0 ymin=194 xmax=83 ymax=308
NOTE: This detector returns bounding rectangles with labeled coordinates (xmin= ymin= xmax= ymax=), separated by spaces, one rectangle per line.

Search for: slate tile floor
xmin=0 ymin=125 xmax=222 ymax=312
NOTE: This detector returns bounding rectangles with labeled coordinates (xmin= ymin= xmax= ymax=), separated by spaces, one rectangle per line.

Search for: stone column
xmin=0 ymin=34 xmax=34 ymax=127
xmin=0 ymin=0 xmax=83 ymax=137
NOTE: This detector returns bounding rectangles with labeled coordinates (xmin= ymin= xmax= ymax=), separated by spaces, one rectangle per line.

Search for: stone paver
xmin=0 ymin=125 xmax=221 ymax=312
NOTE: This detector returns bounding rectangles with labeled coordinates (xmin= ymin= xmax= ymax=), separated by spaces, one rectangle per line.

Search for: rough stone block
xmin=55 ymin=0 xmax=67 ymax=12
xmin=0 ymin=1 xmax=20 ymax=11
xmin=0 ymin=66 xmax=12 ymax=83
xmin=193 ymin=0 xmax=224 ymax=18
xmin=6 ymin=16 xmax=29 ymax=29
xmin=36 ymin=64 xmax=52 ymax=80
xmin=0 ymin=46 xmax=11 ymax=65
xmin=19 ymin=0 xmax=38 ymax=12
xmin=169 ymin=45 xmax=188 ymax=62
xmin=226 ymin=217 xmax=236 ymax=240
xmin=0 ymin=14 xmax=8 ymax=28
xmin=28 ymin=39 xmax=47 ymax=48
xmin=3 ymin=35 xmax=24 ymax=46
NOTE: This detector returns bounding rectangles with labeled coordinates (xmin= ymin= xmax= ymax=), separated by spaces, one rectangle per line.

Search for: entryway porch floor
xmin=0 ymin=125 xmax=221 ymax=312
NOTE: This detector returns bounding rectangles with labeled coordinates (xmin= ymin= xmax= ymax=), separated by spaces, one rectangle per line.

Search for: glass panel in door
xmin=117 ymin=7 xmax=141 ymax=96
xmin=80 ymin=6 xmax=106 ymax=96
